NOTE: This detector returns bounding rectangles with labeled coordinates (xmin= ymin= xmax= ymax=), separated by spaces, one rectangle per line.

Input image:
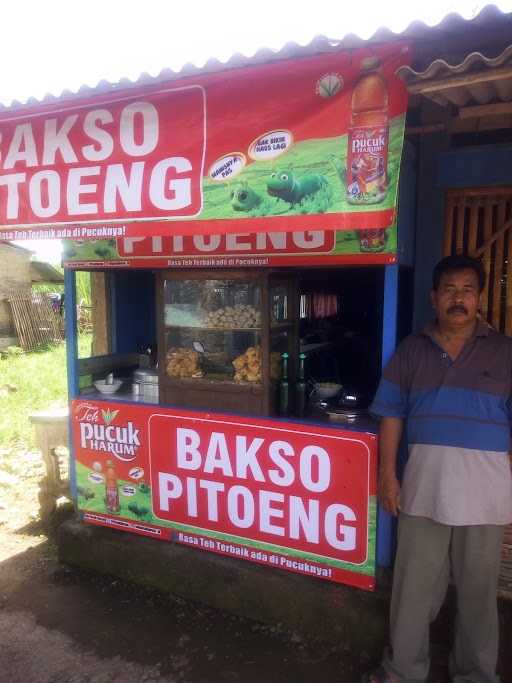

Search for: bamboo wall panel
xmin=8 ymin=291 xmax=64 ymax=351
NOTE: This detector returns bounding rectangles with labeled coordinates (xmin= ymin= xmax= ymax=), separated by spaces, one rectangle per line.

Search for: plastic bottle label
xmin=346 ymin=125 xmax=388 ymax=205
xmin=106 ymin=486 xmax=120 ymax=513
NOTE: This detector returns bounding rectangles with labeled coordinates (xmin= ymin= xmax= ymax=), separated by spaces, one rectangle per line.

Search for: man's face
xmin=431 ymin=268 xmax=482 ymax=328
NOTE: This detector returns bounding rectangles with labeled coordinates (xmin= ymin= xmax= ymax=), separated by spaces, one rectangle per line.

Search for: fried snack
xmin=246 ymin=346 xmax=258 ymax=361
xmin=203 ymin=304 xmax=261 ymax=329
xmin=166 ymin=347 xmax=203 ymax=378
xmin=232 ymin=355 xmax=246 ymax=371
xmin=232 ymin=345 xmax=262 ymax=382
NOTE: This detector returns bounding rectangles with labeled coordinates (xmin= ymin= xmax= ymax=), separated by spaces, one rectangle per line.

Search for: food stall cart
xmin=62 ymin=247 xmax=413 ymax=590
xmin=0 ymin=41 xmax=413 ymax=591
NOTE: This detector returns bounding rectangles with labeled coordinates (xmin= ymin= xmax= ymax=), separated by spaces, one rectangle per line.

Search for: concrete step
xmin=58 ymin=516 xmax=389 ymax=656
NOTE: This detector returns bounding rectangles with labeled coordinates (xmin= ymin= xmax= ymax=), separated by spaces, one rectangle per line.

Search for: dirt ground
xmin=0 ymin=448 xmax=370 ymax=683
xmin=0 ymin=447 xmax=506 ymax=683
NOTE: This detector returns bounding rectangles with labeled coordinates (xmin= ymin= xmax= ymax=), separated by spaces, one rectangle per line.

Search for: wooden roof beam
xmin=407 ymin=65 xmax=512 ymax=96
xmin=458 ymin=102 xmax=512 ymax=118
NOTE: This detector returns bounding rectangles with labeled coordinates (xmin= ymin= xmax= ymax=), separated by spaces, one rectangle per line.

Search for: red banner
xmin=62 ymin=227 xmax=398 ymax=268
xmin=0 ymin=43 xmax=409 ymax=240
xmin=71 ymin=400 xmax=378 ymax=590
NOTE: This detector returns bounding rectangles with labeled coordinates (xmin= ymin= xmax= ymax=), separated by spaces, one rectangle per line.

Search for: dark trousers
xmin=384 ymin=514 xmax=505 ymax=683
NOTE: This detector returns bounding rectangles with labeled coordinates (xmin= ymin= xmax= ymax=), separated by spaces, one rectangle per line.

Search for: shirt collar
xmin=421 ymin=319 xmax=490 ymax=340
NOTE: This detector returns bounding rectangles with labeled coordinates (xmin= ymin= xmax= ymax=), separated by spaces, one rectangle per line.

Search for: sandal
xmin=361 ymin=665 xmax=395 ymax=683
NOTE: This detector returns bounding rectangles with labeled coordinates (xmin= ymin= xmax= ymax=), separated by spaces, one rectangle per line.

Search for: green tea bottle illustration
xmin=105 ymin=459 xmax=120 ymax=513
xmin=279 ymin=352 xmax=290 ymax=416
xmin=346 ymin=58 xmax=389 ymax=205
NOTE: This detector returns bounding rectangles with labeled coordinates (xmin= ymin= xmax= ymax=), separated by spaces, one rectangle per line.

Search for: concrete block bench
xmin=29 ymin=407 xmax=70 ymax=521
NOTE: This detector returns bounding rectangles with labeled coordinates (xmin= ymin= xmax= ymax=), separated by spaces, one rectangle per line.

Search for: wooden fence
xmin=8 ymin=290 xmax=64 ymax=351
xmin=444 ymin=187 xmax=512 ymax=597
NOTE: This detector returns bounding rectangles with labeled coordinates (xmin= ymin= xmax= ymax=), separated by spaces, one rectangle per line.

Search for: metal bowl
xmin=94 ymin=379 xmax=123 ymax=395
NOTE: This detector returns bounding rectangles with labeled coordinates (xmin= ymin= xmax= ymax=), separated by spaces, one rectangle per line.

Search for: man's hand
xmin=377 ymin=416 xmax=404 ymax=516
xmin=379 ymin=472 xmax=401 ymax=516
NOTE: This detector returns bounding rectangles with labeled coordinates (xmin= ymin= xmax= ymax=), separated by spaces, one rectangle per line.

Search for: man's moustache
xmin=447 ymin=305 xmax=468 ymax=315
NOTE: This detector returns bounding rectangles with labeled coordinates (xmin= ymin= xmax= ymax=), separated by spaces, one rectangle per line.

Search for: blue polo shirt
xmin=371 ymin=322 xmax=512 ymax=525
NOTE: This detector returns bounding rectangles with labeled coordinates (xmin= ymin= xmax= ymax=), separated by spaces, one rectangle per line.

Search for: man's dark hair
xmin=432 ymin=254 xmax=486 ymax=292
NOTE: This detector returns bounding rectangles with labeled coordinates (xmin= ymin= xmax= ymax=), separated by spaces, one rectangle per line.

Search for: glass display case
xmin=157 ymin=270 xmax=298 ymax=415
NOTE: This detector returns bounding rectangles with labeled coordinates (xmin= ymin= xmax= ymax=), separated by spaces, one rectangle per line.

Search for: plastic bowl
xmin=94 ymin=379 xmax=123 ymax=395
xmin=314 ymin=382 xmax=342 ymax=399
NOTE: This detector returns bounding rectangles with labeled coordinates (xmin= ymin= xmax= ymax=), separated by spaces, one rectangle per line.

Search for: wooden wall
xmin=410 ymin=113 xmax=512 ymax=597
xmin=411 ymin=102 xmax=451 ymax=329
xmin=90 ymin=272 xmax=111 ymax=356
xmin=412 ymin=126 xmax=512 ymax=328
xmin=443 ymin=188 xmax=512 ymax=334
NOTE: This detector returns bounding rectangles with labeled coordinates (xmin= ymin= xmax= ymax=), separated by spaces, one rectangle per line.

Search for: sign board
xmin=0 ymin=44 xmax=409 ymax=241
xmin=71 ymin=400 xmax=378 ymax=590
xmin=62 ymin=225 xmax=397 ymax=268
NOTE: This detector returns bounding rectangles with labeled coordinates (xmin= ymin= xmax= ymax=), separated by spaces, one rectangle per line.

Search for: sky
xmin=5 ymin=0 xmax=512 ymax=262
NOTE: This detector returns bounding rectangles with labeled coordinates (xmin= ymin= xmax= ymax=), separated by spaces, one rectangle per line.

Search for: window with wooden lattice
xmin=444 ymin=188 xmax=512 ymax=335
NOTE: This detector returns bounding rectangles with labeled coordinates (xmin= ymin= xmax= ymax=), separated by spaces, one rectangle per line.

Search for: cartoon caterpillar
xmin=266 ymin=170 xmax=328 ymax=206
xmin=230 ymin=182 xmax=262 ymax=211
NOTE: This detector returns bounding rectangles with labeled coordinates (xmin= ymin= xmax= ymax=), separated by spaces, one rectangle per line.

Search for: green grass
xmin=77 ymin=331 xmax=93 ymax=359
xmin=75 ymin=271 xmax=92 ymax=306
xmin=0 ymin=335 xmax=91 ymax=448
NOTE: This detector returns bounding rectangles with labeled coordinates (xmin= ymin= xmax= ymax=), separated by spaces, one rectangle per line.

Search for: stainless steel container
xmin=133 ymin=367 xmax=159 ymax=401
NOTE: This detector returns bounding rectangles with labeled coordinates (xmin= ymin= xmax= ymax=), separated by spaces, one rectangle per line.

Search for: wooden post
xmin=492 ymin=201 xmax=506 ymax=330
xmin=443 ymin=194 xmax=455 ymax=256
xmin=467 ymin=199 xmax=479 ymax=256
xmin=481 ymin=198 xmax=494 ymax=323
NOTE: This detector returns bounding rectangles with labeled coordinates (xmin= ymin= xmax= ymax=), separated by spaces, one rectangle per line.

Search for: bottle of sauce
xmin=105 ymin=459 xmax=120 ymax=513
xmin=296 ymin=353 xmax=307 ymax=418
xmin=346 ymin=57 xmax=389 ymax=206
xmin=279 ymin=353 xmax=290 ymax=416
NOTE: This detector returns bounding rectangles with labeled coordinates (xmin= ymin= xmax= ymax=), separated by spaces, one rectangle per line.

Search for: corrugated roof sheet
xmin=399 ymin=43 xmax=512 ymax=82
xmin=30 ymin=261 xmax=64 ymax=284
xmin=1 ymin=4 xmax=511 ymax=112
xmin=0 ymin=240 xmax=34 ymax=255
xmin=398 ymin=42 xmax=512 ymax=107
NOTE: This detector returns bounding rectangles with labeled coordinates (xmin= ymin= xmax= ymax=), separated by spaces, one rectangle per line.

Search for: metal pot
xmin=133 ymin=367 xmax=159 ymax=400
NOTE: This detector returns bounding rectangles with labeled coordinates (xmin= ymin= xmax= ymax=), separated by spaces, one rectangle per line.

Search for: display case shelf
xmin=165 ymin=376 xmax=264 ymax=390
xmin=164 ymin=326 xmax=262 ymax=332
xmin=270 ymin=322 xmax=295 ymax=329
xmin=157 ymin=269 xmax=298 ymax=416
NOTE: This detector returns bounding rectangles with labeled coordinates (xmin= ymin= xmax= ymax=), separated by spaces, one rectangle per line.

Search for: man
xmin=364 ymin=255 xmax=512 ymax=683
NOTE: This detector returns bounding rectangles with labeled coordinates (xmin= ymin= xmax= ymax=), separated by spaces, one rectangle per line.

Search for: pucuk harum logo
xmin=79 ymin=410 xmax=140 ymax=461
